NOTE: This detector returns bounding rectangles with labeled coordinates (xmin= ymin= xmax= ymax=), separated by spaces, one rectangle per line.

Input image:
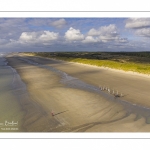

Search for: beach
xmin=1 ymin=52 xmax=150 ymax=132
xmin=0 ymin=55 xmax=25 ymax=132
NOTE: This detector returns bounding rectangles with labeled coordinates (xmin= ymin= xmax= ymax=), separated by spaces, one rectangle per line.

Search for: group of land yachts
xmin=99 ymin=85 xmax=124 ymax=98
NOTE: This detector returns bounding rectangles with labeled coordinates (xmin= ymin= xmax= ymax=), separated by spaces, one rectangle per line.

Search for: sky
xmin=0 ymin=18 xmax=150 ymax=52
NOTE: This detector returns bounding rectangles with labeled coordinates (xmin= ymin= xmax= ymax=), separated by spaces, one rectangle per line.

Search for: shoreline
xmin=0 ymin=56 xmax=26 ymax=132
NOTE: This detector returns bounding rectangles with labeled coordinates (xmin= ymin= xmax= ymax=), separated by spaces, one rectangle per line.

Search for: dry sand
xmin=3 ymin=53 xmax=150 ymax=132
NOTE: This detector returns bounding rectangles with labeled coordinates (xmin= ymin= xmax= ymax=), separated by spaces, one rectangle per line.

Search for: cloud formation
xmin=125 ymin=18 xmax=150 ymax=38
xmin=82 ymin=36 xmax=98 ymax=43
xmin=125 ymin=18 xmax=150 ymax=29
xmin=51 ymin=19 xmax=67 ymax=28
xmin=86 ymin=24 xmax=128 ymax=44
xmin=19 ymin=31 xmax=59 ymax=44
xmin=87 ymin=24 xmax=119 ymax=42
xmin=88 ymin=24 xmax=118 ymax=36
xmin=135 ymin=28 xmax=150 ymax=37
xmin=0 ymin=18 xmax=150 ymax=52
xmin=118 ymin=38 xmax=128 ymax=43
xmin=65 ymin=27 xmax=84 ymax=41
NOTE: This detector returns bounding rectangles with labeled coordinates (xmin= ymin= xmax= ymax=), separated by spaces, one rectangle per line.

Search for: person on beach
xmin=108 ymin=88 xmax=110 ymax=93
xmin=51 ymin=110 xmax=54 ymax=116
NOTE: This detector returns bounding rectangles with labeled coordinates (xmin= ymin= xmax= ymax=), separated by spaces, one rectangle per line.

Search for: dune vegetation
xmin=24 ymin=52 xmax=150 ymax=75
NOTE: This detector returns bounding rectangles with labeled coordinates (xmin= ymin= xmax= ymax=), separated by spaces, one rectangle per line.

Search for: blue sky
xmin=0 ymin=18 xmax=150 ymax=52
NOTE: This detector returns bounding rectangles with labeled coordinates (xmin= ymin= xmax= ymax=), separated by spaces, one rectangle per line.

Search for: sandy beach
xmin=1 ymin=52 xmax=150 ymax=132
xmin=0 ymin=56 xmax=25 ymax=132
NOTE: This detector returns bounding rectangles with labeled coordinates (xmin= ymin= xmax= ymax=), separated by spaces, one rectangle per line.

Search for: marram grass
xmin=54 ymin=57 xmax=150 ymax=75
xmin=26 ymin=53 xmax=150 ymax=75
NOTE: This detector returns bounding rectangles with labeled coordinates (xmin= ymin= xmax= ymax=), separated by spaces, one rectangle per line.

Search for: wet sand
xmin=3 ymin=53 xmax=150 ymax=132
xmin=0 ymin=56 xmax=25 ymax=132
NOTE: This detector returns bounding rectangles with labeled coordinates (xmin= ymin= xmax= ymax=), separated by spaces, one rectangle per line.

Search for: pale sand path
xmin=5 ymin=53 xmax=150 ymax=132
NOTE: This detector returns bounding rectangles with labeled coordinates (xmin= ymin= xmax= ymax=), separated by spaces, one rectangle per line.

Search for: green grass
xmin=50 ymin=56 xmax=150 ymax=75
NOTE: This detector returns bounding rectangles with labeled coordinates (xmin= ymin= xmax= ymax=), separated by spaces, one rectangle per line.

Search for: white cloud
xmin=65 ymin=27 xmax=84 ymax=41
xmin=82 ymin=24 xmax=128 ymax=44
xmin=87 ymin=24 xmax=119 ymax=42
xmin=20 ymin=32 xmax=35 ymax=41
xmin=118 ymin=38 xmax=128 ymax=43
xmin=125 ymin=18 xmax=150 ymax=29
xmin=98 ymin=35 xmax=119 ymax=43
xmin=135 ymin=28 xmax=150 ymax=37
xmin=88 ymin=24 xmax=118 ymax=36
xmin=19 ymin=31 xmax=59 ymax=44
xmin=51 ymin=19 xmax=66 ymax=28
xmin=39 ymin=31 xmax=59 ymax=41
xmin=125 ymin=18 xmax=150 ymax=38
xmin=88 ymin=28 xmax=99 ymax=36
xmin=82 ymin=36 xmax=98 ymax=43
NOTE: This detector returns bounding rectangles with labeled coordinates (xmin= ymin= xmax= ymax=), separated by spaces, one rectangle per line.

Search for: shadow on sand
xmin=54 ymin=110 xmax=68 ymax=116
